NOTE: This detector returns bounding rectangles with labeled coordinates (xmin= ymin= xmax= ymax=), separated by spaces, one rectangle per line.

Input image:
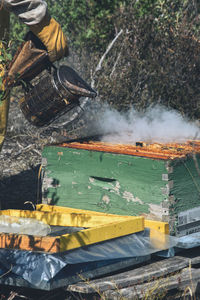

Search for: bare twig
xmin=91 ymin=29 xmax=123 ymax=88
xmin=110 ymin=50 xmax=122 ymax=78
xmin=24 ymin=201 xmax=36 ymax=210
xmin=0 ymin=264 xmax=12 ymax=279
xmin=8 ymin=292 xmax=29 ymax=300
xmin=12 ymin=144 xmax=34 ymax=158
xmin=32 ymin=148 xmax=42 ymax=156
xmin=95 ymin=29 xmax=123 ymax=72
xmin=7 ymin=292 xmax=18 ymax=300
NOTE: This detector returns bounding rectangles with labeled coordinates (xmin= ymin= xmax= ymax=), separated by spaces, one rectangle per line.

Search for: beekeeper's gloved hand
xmin=0 ymin=42 xmax=10 ymax=151
xmin=29 ymin=13 xmax=69 ymax=62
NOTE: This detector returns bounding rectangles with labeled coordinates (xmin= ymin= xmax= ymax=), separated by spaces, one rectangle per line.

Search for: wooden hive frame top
xmin=59 ymin=140 xmax=200 ymax=160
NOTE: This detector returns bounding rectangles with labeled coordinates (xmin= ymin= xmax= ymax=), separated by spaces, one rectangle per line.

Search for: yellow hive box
xmin=0 ymin=206 xmax=144 ymax=253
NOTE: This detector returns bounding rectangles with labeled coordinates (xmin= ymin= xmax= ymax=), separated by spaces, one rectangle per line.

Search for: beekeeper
xmin=0 ymin=0 xmax=68 ymax=150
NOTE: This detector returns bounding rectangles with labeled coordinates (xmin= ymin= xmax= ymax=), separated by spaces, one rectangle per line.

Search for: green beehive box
xmin=41 ymin=141 xmax=200 ymax=236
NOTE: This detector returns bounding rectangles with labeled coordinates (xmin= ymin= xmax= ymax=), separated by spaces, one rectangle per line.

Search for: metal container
xmin=19 ymin=65 xmax=97 ymax=127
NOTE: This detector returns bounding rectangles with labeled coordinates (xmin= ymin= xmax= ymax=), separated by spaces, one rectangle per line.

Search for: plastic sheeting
xmin=0 ymin=215 xmax=51 ymax=236
xmin=176 ymin=231 xmax=200 ymax=249
xmin=0 ymin=229 xmax=200 ymax=290
xmin=0 ymin=229 xmax=178 ymax=289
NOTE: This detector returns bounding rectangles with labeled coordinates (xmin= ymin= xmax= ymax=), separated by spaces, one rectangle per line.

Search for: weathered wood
xmin=42 ymin=143 xmax=200 ymax=236
xmin=0 ymin=233 xmax=60 ymax=252
xmin=37 ymin=204 xmax=170 ymax=250
xmin=67 ymin=256 xmax=193 ymax=294
xmin=0 ymin=255 xmax=151 ymax=291
xmin=103 ymin=267 xmax=200 ymax=299
xmin=0 ymin=209 xmax=143 ymax=228
xmin=0 ymin=209 xmax=144 ymax=253
xmin=59 ymin=141 xmax=200 ymax=160
xmin=42 ymin=146 xmax=168 ymax=216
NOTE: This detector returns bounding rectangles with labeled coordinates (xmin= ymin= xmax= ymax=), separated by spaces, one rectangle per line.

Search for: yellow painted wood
xmin=0 ymin=217 xmax=144 ymax=252
xmin=36 ymin=204 xmax=120 ymax=217
xmin=36 ymin=205 xmax=170 ymax=250
xmin=144 ymin=219 xmax=169 ymax=235
xmin=60 ymin=218 xmax=144 ymax=251
xmin=0 ymin=209 xmax=138 ymax=227
xmin=36 ymin=205 xmax=171 ymax=250
xmin=37 ymin=205 xmax=170 ymax=233
xmin=0 ymin=232 xmax=60 ymax=253
xmin=0 ymin=207 xmax=171 ymax=252
xmin=144 ymin=219 xmax=169 ymax=249
xmin=0 ymin=209 xmax=144 ymax=252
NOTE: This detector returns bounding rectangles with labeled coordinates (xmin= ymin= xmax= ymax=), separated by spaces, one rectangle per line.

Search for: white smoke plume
xmin=98 ymin=105 xmax=200 ymax=144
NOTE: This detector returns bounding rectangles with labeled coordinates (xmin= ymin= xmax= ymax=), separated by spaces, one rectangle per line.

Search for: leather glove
xmin=29 ymin=14 xmax=69 ymax=62
xmin=0 ymin=43 xmax=10 ymax=150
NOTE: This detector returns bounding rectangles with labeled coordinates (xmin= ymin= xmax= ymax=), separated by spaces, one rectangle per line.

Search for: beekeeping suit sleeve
xmin=1 ymin=0 xmax=47 ymax=25
xmin=1 ymin=0 xmax=68 ymax=62
xmin=0 ymin=1 xmax=46 ymax=151
xmin=0 ymin=0 xmax=68 ymax=150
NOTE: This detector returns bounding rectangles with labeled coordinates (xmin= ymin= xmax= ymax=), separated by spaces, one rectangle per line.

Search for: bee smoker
xmin=4 ymin=33 xmax=97 ymax=127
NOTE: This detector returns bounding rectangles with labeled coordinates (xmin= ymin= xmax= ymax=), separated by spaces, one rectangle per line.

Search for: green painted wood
xmin=169 ymin=154 xmax=200 ymax=215
xmin=42 ymin=146 xmax=167 ymax=216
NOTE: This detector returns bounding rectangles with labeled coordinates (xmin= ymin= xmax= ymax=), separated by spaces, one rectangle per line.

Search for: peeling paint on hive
xmin=102 ymin=195 xmax=110 ymax=204
xmin=122 ymin=191 xmax=143 ymax=204
xmin=42 ymin=140 xmax=200 ymax=236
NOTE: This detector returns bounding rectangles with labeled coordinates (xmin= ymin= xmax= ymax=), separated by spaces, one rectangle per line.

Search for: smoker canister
xmin=19 ymin=65 xmax=97 ymax=127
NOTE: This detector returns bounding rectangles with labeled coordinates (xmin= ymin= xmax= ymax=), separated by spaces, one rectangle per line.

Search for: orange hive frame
xmin=59 ymin=140 xmax=200 ymax=160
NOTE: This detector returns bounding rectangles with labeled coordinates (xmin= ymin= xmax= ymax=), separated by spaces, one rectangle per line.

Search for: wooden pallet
xmin=67 ymin=248 xmax=200 ymax=299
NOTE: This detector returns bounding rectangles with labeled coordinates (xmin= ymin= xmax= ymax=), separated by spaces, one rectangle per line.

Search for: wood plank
xmin=0 ymin=210 xmax=144 ymax=252
xmin=103 ymin=267 xmax=200 ymax=299
xmin=0 ymin=256 xmax=151 ymax=291
xmin=144 ymin=219 xmax=169 ymax=234
xmin=60 ymin=141 xmax=192 ymax=159
xmin=170 ymin=155 xmax=200 ymax=236
xmin=42 ymin=144 xmax=200 ymax=236
xmin=42 ymin=146 xmax=167 ymax=216
xmin=144 ymin=219 xmax=170 ymax=249
xmin=0 ymin=233 xmax=60 ymax=253
xmin=67 ymin=256 xmax=196 ymax=294
xmin=0 ymin=209 xmax=141 ymax=228
xmin=37 ymin=205 xmax=170 ymax=250
xmin=37 ymin=205 xmax=169 ymax=232
xmin=37 ymin=204 xmax=124 ymax=216
xmin=0 ymin=216 xmax=142 ymax=253
xmin=60 ymin=217 xmax=144 ymax=252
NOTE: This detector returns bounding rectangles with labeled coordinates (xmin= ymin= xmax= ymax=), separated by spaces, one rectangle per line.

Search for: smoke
xmin=98 ymin=105 xmax=200 ymax=144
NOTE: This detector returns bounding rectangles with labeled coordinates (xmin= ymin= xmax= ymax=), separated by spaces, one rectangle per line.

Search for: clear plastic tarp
xmin=0 ymin=229 xmax=179 ymax=289
xmin=0 ymin=215 xmax=51 ymax=236
xmin=0 ymin=227 xmax=199 ymax=290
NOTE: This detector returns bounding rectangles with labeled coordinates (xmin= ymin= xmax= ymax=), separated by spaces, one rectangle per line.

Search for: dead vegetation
xmin=87 ymin=4 xmax=200 ymax=118
xmin=0 ymin=1 xmax=200 ymax=298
